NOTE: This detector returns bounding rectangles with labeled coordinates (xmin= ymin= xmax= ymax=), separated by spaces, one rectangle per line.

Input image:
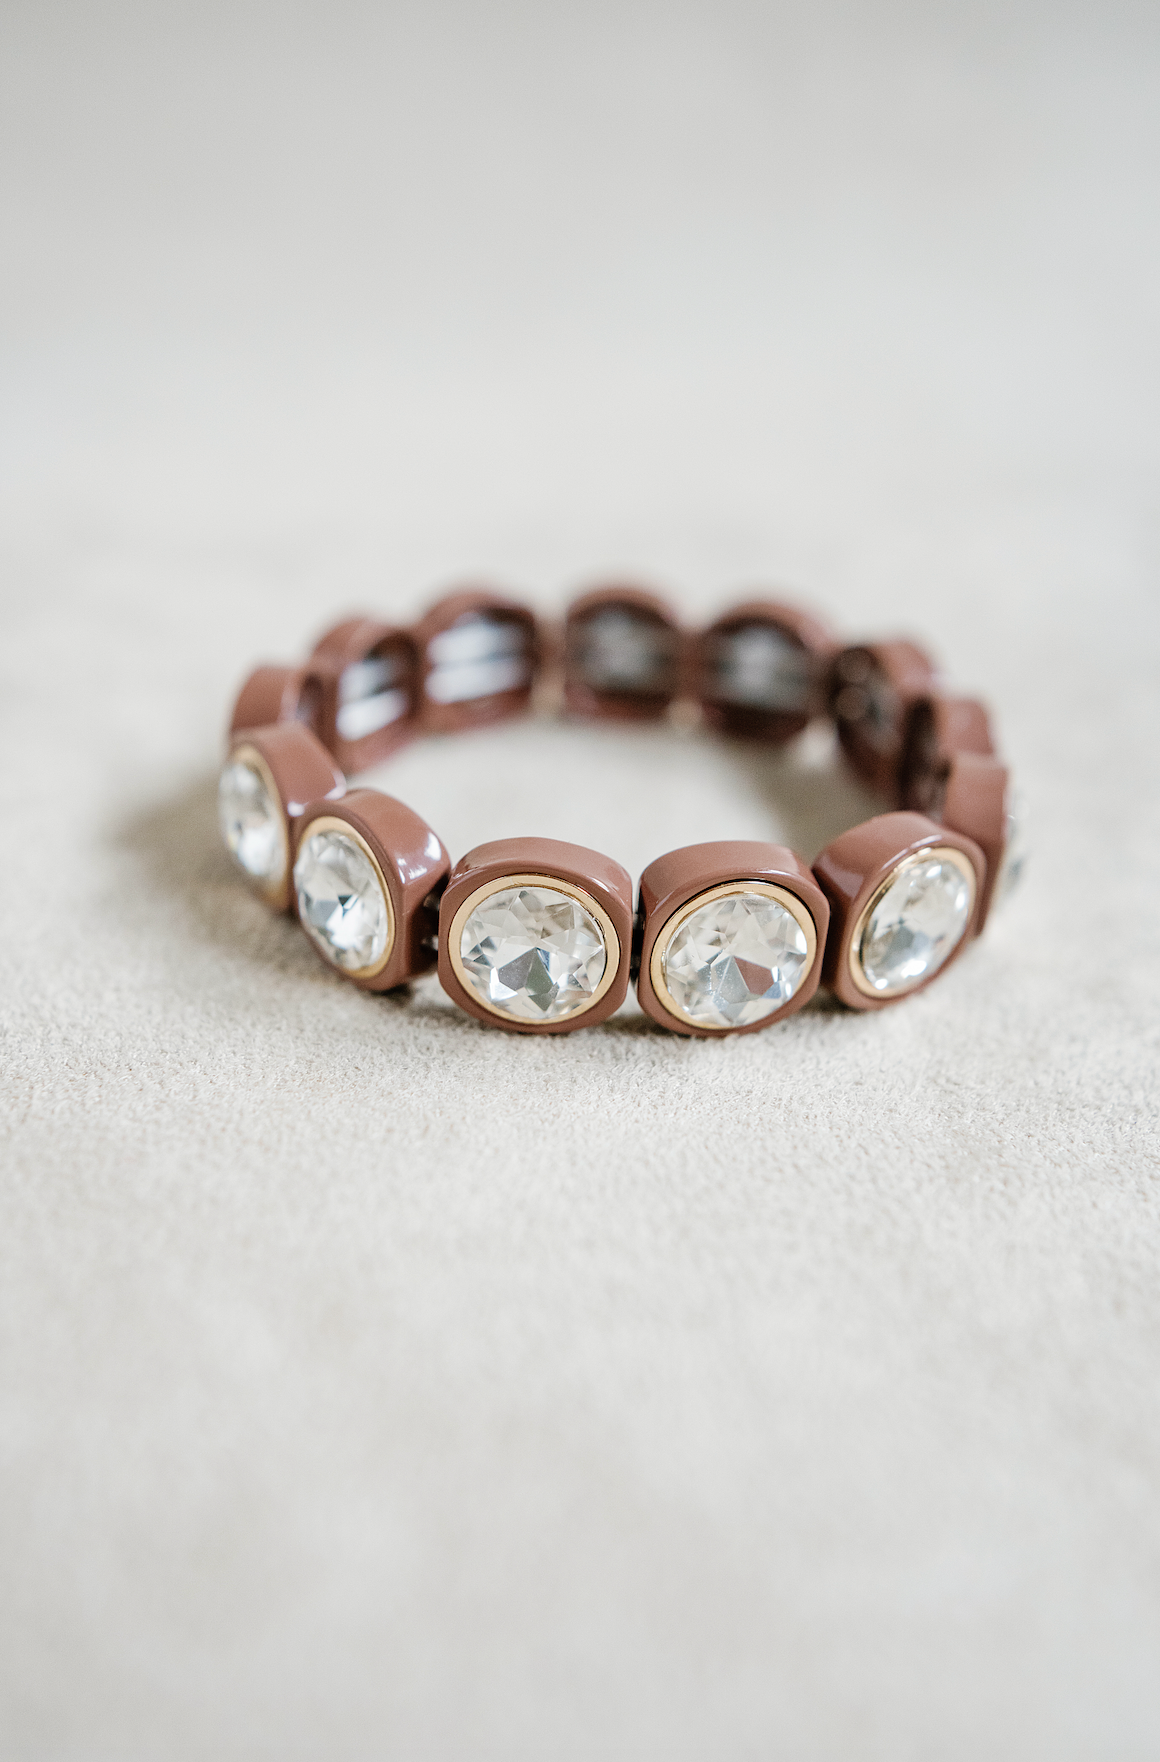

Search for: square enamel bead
xmin=636 ymin=842 xmax=830 ymax=1036
xmin=694 ymin=600 xmax=835 ymax=744
xmin=219 ymin=722 xmax=345 ymax=912
xmin=294 ymin=790 xmax=449 ymax=989
xmin=438 ymin=838 xmax=633 ymax=1032
xmin=813 ymin=811 xmax=985 ymax=1010
xmin=827 ymin=640 xmax=938 ymax=796
xmin=310 ymin=616 xmax=418 ymax=772
xmin=899 ymin=692 xmax=995 ymax=815
xmin=939 ymin=754 xmax=1013 ymax=935
xmin=563 ymin=586 xmax=683 ymax=721
xmin=413 ymin=590 xmax=539 ymax=733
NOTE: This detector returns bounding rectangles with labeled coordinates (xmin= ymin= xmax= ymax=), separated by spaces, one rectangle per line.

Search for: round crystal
xmin=218 ymin=759 xmax=286 ymax=885
xmin=660 ymin=889 xmax=811 ymax=1029
xmin=458 ymin=885 xmax=608 ymax=1022
xmin=857 ymin=855 xmax=973 ymax=994
xmin=294 ymin=829 xmax=390 ymax=973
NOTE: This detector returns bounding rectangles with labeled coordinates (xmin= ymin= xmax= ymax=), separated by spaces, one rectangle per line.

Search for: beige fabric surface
xmin=2 ymin=4 xmax=1159 ymax=1757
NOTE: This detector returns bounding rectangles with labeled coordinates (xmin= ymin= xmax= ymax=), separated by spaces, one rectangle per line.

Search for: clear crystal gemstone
xmin=660 ymin=890 xmax=810 ymax=1028
xmin=218 ymin=759 xmax=286 ymax=885
xmin=294 ymin=829 xmax=390 ymax=973
xmin=458 ymin=885 xmax=608 ymax=1021
xmin=857 ymin=855 xmax=973 ymax=993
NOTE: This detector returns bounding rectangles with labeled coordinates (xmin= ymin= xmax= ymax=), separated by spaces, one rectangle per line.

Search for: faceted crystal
xmin=294 ymin=829 xmax=390 ymax=973
xmin=661 ymin=890 xmax=810 ymax=1028
xmin=857 ymin=855 xmax=972 ymax=993
xmin=218 ymin=759 xmax=286 ymax=885
xmin=459 ymin=885 xmax=607 ymax=1022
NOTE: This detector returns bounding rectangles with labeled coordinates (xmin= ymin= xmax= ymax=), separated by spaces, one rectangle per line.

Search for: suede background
xmin=2 ymin=4 xmax=1158 ymax=1757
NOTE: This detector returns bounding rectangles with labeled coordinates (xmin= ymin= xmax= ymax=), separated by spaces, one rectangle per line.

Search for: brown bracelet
xmin=218 ymin=585 xmax=1025 ymax=1037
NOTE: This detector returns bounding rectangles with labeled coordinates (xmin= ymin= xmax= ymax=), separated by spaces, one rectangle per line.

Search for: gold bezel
xmin=649 ymin=880 xmax=819 ymax=1033
xmin=293 ymin=814 xmax=395 ymax=980
xmin=847 ymin=844 xmax=977 ymax=999
xmin=225 ymin=743 xmax=291 ymax=910
xmin=447 ymin=872 xmax=621 ymax=1024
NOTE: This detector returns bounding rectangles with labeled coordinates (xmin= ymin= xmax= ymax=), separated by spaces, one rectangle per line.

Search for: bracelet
xmin=217 ymin=585 xmax=1024 ymax=1037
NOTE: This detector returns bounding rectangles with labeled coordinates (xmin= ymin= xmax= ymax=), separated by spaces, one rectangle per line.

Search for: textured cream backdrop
xmin=2 ymin=4 xmax=1159 ymax=1757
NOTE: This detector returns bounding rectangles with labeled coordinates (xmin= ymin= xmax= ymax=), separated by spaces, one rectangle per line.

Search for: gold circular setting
xmin=293 ymin=813 xmax=396 ymax=981
xmin=648 ymin=880 xmax=819 ymax=1034
xmin=847 ymin=844 xmax=977 ymax=1000
xmin=226 ymin=742 xmax=291 ymax=910
xmin=447 ymin=872 xmax=621 ymax=1025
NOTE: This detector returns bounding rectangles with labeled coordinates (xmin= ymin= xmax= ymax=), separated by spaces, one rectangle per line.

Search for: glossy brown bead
xmin=563 ymin=585 xmax=683 ymax=721
xmin=438 ymin=837 xmax=633 ymax=1033
xmin=939 ymin=753 xmax=1010 ymax=936
xmin=695 ymin=599 xmax=836 ymax=744
xmin=827 ymin=640 xmax=938 ymax=797
xmin=413 ymin=589 xmax=540 ymax=734
xmin=308 ymin=615 xmax=418 ymax=773
xmin=293 ymin=789 xmax=450 ymax=991
xmin=636 ymin=841 xmax=830 ymax=1037
xmin=899 ymin=692 xmax=995 ymax=815
xmin=228 ymin=660 xmax=333 ymax=743
xmin=223 ymin=722 xmax=346 ymax=912
xmin=812 ymin=811 xmax=985 ymax=1012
